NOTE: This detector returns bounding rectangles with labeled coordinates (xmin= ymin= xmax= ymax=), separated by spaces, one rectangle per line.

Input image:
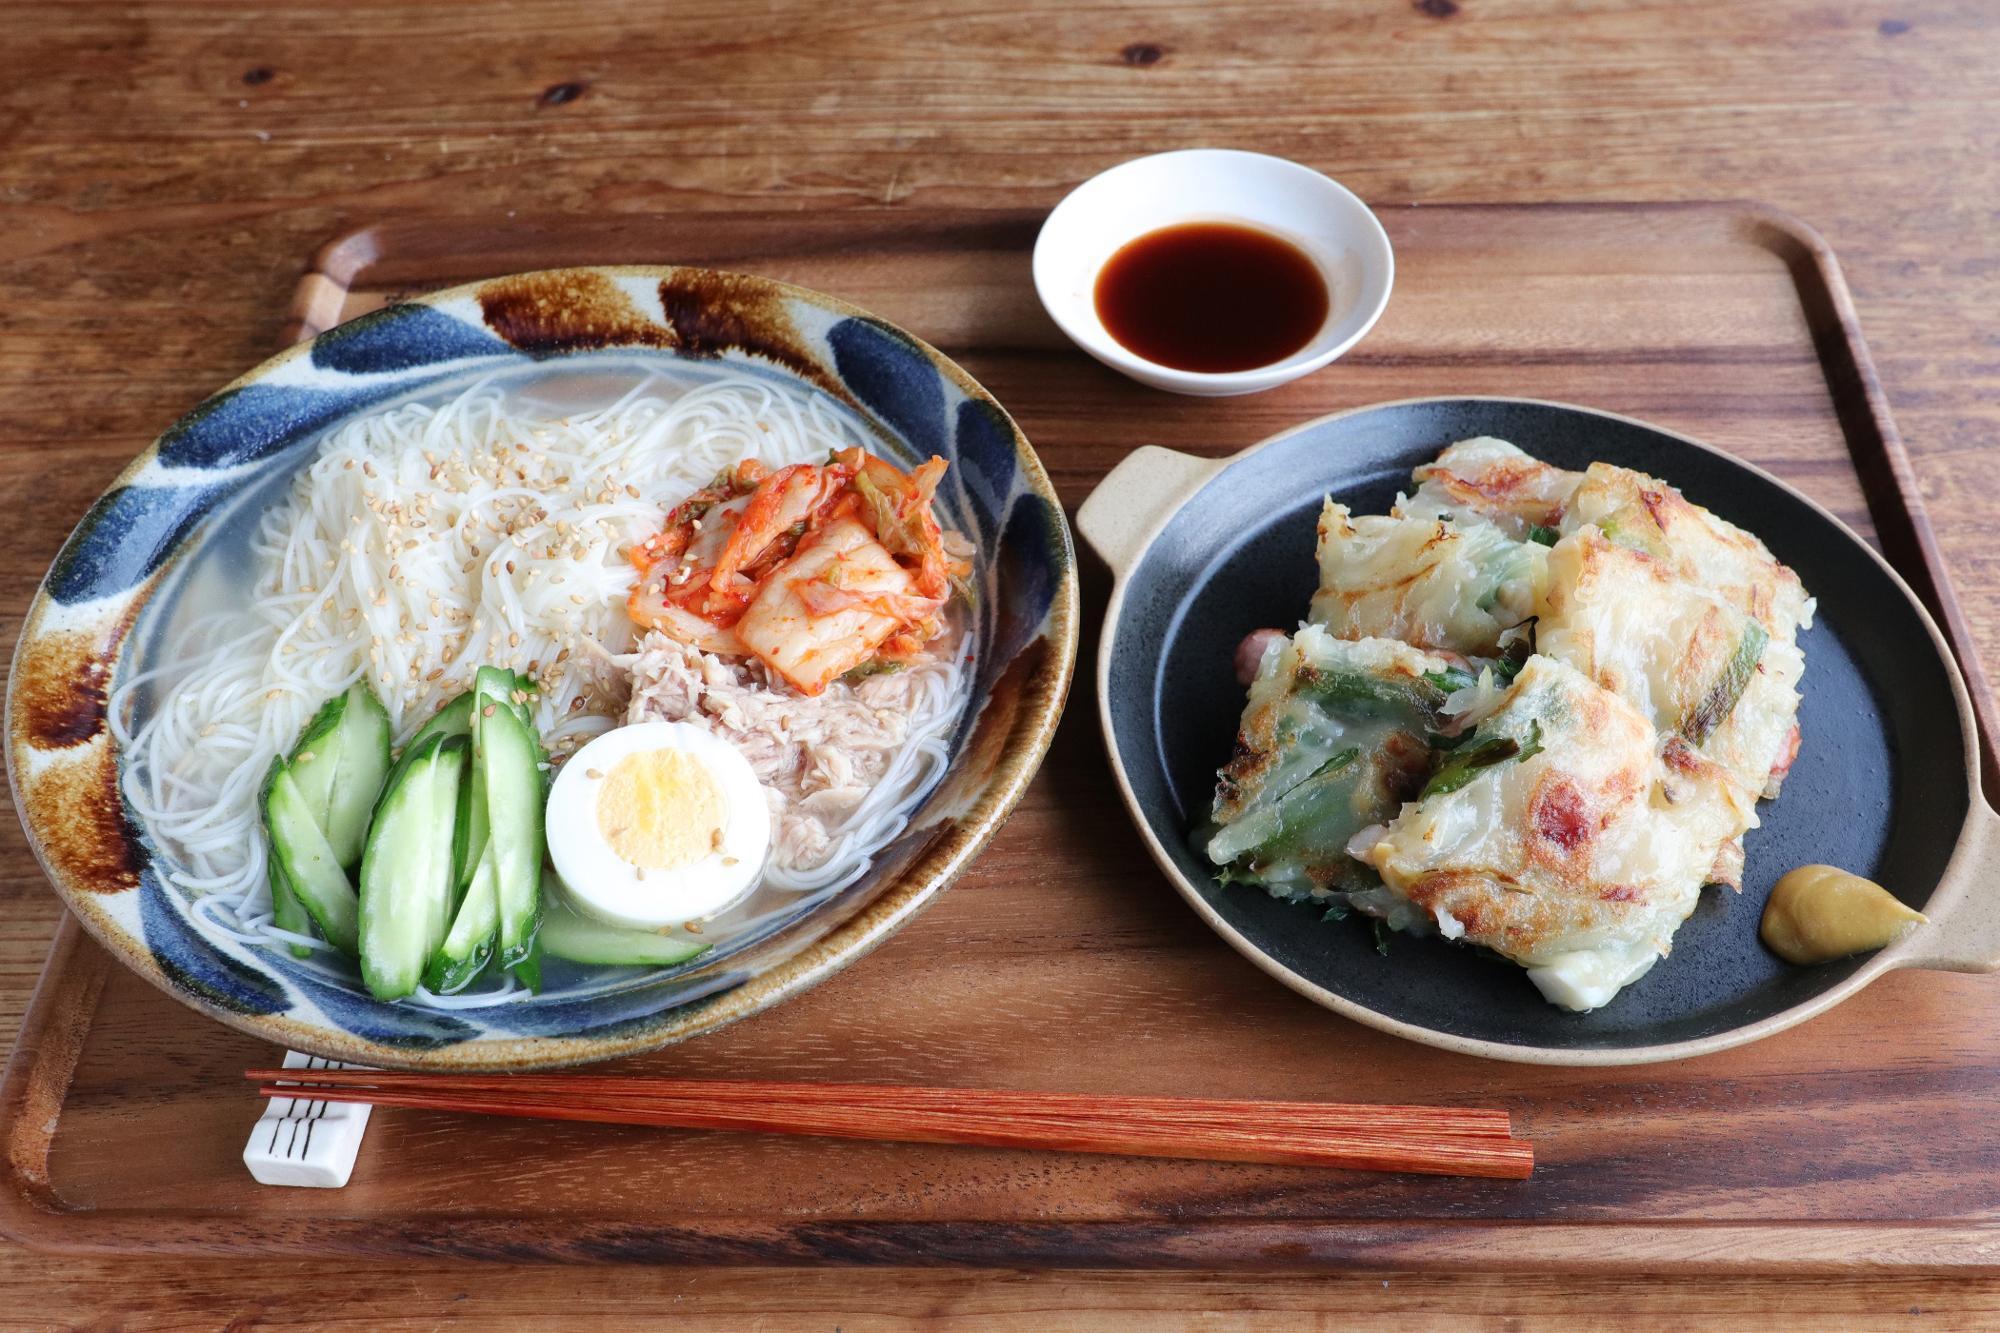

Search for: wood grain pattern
xmin=5 ymin=205 xmax=1999 ymax=1278
xmin=3 ymin=0 xmax=1998 ymax=1320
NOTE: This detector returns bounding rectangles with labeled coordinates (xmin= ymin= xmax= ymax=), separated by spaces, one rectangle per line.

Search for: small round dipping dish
xmin=1033 ymin=149 xmax=1394 ymax=397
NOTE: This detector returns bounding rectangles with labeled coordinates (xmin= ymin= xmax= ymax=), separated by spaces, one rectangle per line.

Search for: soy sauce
xmin=1093 ymin=222 xmax=1329 ymax=374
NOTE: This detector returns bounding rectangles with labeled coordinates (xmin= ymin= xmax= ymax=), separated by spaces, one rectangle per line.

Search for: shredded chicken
xmin=625 ymin=632 xmax=934 ymax=869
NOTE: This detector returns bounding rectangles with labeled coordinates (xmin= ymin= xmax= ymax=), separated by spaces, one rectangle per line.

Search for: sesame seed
xmin=585 ymin=767 xmax=603 ymax=780
xmin=482 ymin=704 xmax=496 ymax=717
xmin=426 ymin=668 xmax=444 ymax=681
xmin=296 ymin=750 xmax=314 ymax=763
xmin=265 ymin=689 xmax=282 ymax=700
xmin=684 ymin=921 xmax=703 ymax=934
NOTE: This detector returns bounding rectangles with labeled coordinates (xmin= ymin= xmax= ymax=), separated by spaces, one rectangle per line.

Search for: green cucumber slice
xmin=508 ymin=935 xmax=544 ymax=994
xmin=327 ymin=684 xmax=392 ymax=868
xmin=382 ymin=690 xmax=476 ymax=798
xmin=285 ymin=683 xmax=393 ymax=868
xmin=408 ymin=690 xmax=475 ymax=751
xmin=424 ymin=843 xmax=498 ymax=995
xmin=539 ymin=894 xmax=712 ymax=968
xmin=265 ymin=846 xmax=316 ymax=960
xmin=262 ymin=760 xmax=360 ymax=957
xmin=476 ymin=699 xmax=545 ymax=969
xmin=284 ymin=693 xmax=347 ymax=828
xmin=453 ymin=740 xmax=489 ymax=891
xmin=358 ymin=732 xmax=467 ymax=1000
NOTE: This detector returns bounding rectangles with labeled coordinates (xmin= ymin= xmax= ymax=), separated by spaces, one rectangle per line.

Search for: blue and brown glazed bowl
xmin=6 ymin=267 xmax=1078 ymax=1070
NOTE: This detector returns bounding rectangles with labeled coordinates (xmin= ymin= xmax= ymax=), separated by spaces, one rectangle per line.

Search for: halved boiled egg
xmin=546 ymin=721 xmax=771 ymax=930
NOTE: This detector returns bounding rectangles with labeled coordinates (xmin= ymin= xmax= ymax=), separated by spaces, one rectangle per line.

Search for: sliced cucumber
xmin=453 ymin=741 xmax=489 ymax=891
xmin=509 ymin=935 xmax=544 ymax=994
xmin=265 ymin=848 xmax=316 ymax=960
xmin=409 ymin=690 xmax=475 ymax=750
xmin=284 ymin=693 xmax=348 ymax=827
xmin=336 ymin=685 xmax=393 ymax=867
xmin=263 ymin=760 xmax=360 ymax=957
xmin=540 ymin=893 xmax=712 ymax=968
xmin=284 ymin=683 xmax=393 ymax=869
xmin=424 ymin=844 xmax=498 ymax=995
xmin=477 ymin=699 xmax=545 ymax=969
xmin=358 ymin=732 xmax=467 ymax=1000
xmin=381 ymin=689 xmax=476 ymax=798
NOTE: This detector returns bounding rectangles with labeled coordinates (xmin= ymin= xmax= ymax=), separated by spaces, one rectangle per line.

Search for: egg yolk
xmin=596 ymin=749 xmax=727 ymax=870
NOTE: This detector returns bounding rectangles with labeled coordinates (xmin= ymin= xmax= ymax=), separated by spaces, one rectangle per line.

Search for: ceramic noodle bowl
xmin=7 ymin=268 xmax=1078 ymax=1070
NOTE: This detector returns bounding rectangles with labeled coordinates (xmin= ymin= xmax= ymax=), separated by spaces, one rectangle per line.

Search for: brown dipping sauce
xmin=1093 ymin=222 xmax=1330 ymax=373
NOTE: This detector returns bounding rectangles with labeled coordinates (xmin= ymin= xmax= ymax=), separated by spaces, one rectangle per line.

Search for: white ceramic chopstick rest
xmin=243 ymin=1051 xmax=374 ymax=1188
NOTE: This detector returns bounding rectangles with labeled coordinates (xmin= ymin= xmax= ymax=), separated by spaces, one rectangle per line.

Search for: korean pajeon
xmin=1199 ymin=437 xmax=1813 ymax=1011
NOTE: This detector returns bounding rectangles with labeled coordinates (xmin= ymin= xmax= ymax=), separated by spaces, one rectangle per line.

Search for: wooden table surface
xmin=4 ymin=0 xmax=1997 ymax=1325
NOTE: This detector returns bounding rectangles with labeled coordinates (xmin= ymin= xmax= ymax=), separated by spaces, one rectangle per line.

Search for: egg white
xmin=546 ymin=721 xmax=772 ymax=930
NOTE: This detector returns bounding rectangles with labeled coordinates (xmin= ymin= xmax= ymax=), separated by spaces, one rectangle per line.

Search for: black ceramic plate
xmin=1085 ymin=398 xmax=1988 ymax=1063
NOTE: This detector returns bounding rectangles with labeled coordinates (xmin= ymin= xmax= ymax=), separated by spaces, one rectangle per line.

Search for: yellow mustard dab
xmin=1761 ymin=864 xmax=1927 ymax=965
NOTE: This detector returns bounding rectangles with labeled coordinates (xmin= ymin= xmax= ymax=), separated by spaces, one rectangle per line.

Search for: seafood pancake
xmin=1204 ymin=627 xmax=1465 ymax=906
xmin=1198 ymin=437 xmax=1811 ymax=1012
xmin=1536 ymin=528 xmax=1804 ymax=800
xmin=1309 ymin=499 xmax=1546 ymax=658
xmin=1354 ymin=655 xmax=1752 ymax=1011
xmin=1559 ymin=461 xmax=1814 ymax=643
xmin=1402 ymin=436 xmax=1580 ymax=538
xmin=1404 ymin=439 xmax=1814 ymax=643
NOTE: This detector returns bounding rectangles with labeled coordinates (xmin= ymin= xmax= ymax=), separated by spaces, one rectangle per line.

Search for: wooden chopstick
xmin=248 ymin=1070 xmax=1532 ymax=1180
xmin=246 ymin=1070 xmax=1515 ymax=1136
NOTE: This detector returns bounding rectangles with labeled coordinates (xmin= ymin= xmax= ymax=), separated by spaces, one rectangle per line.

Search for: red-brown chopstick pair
xmin=247 ymin=1069 xmax=1533 ymax=1179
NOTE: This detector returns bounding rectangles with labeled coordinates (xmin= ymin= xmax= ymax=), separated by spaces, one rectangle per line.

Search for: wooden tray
xmin=5 ymin=204 xmax=1997 ymax=1269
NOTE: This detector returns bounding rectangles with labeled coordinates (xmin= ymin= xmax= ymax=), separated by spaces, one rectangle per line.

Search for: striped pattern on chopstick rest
xmin=242 ymin=1051 xmax=375 ymax=1188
